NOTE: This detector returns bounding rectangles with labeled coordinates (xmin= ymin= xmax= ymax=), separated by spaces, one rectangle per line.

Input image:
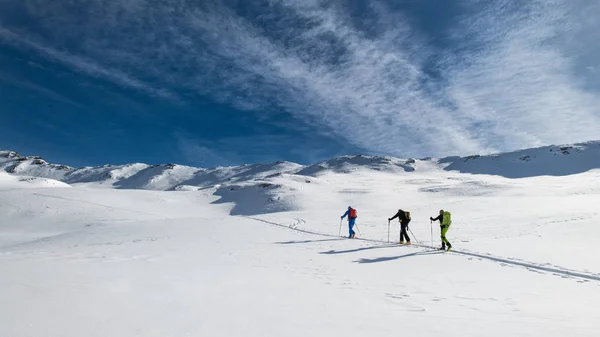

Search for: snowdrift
xmin=0 ymin=171 xmax=71 ymax=190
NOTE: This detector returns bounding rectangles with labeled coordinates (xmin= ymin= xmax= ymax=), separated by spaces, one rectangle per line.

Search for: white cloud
xmin=1 ymin=0 xmax=599 ymax=158
xmin=180 ymin=1 xmax=486 ymax=156
xmin=442 ymin=0 xmax=600 ymax=151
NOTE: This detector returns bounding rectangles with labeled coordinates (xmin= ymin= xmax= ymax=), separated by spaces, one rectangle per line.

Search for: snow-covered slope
xmin=441 ymin=141 xmax=600 ymax=178
xmin=296 ymin=155 xmax=416 ymax=175
xmin=2 ymin=142 xmax=600 ymax=336
xmin=0 ymin=150 xmax=304 ymax=190
xmin=3 ymin=141 xmax=600 ymax=194
xmin=0 ymin=171 xmax=71 ymax=189
xmin=1 ymin=160 xmax=599 ymax=337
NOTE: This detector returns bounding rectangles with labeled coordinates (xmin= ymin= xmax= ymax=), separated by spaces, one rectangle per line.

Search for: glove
xmin=388 ymin=218 xmax=391 ymax=221
xmin=341 ymin=216 xmax=343 ymax=219
xmin=430 ymin=217 xmax=433 ymax=221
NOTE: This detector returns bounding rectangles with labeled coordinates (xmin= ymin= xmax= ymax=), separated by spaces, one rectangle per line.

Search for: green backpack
xmin=442 ymin=211 xmax=452 ymax=226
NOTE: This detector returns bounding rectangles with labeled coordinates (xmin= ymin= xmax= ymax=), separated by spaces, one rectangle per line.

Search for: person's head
xmin=439 ymin=209 xmax=444 ymax=215
xmin=348 ymin=206 xmax=352 ymax=210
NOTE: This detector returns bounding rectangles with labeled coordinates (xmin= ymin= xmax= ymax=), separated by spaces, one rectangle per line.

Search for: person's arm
xmin=341 ymin=210 xmax=349 ymax=219
xmin=431 ymin=215 xmax=441 ymax=222
xmin=389 ymin=211 xmax=400 ymax=221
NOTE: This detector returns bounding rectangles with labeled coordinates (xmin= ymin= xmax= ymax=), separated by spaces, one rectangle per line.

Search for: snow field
xmin=1 ymin=168 xmax=600 ymax=336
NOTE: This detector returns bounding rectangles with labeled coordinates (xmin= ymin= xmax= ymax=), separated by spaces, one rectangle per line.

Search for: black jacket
xmin=390 ymin=209 xmax=410 ymax=224
xmin=431 ymin=214 xmax=443 ymax=225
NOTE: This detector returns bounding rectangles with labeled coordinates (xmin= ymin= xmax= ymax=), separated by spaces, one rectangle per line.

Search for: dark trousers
xmin=400 ymin=222 xmax=410 ymax=242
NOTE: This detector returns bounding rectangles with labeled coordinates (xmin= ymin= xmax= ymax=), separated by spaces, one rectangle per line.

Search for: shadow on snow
xmin=320 ymin=243 xmax=400 ymax=255
xmin=355 ymin=250 xmax=445 ymax=264
xmin=276 ymin=238 xmax=345 ymax=245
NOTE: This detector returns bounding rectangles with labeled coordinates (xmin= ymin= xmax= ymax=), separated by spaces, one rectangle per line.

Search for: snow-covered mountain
xmin=0 ymin=149 xmax=304 ymax=190
xmin=441 ymin=141 xmax=600 ymax=178
xmin=2 ymin=142 xmax=600 ymax=337
xmin=3 ymin=141 xmax=600 ymax=219
xmin=2 ymin=140 xmax=600 ymax=191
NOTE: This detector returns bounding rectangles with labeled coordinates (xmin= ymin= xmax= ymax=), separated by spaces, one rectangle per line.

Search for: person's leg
xmin=398 ymin=225 xmax=403 ymax=243
xmin=401 ymin=224 xmax=410 ymax=242
xmin=443 ymin=226 xmax=451 ymax=248
xmin=441 ymin=226 xmax=450 ymax=246
xmin=349 ymin=219 xmax=356 ymax=237
xmin=440 ymin=226 xmax=447 ymax=249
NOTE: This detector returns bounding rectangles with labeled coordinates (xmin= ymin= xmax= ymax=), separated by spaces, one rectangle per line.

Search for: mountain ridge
xmin=2 ymin=140 xmax=600 ymax=190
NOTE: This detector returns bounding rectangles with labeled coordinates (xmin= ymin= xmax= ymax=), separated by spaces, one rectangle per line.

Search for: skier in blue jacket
xmin=341 ymin=206 xmax=357 ymax=238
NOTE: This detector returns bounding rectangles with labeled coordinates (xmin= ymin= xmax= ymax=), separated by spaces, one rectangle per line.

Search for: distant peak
xmin=2 ymin=139 xmax=600 ymax=187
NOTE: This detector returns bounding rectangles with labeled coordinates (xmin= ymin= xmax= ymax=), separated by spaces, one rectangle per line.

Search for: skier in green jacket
xmin=430 ymin=209 xmax=452 ymax=251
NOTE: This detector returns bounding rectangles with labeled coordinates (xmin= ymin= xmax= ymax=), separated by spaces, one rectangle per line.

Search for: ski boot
xmin=399 ymin=241 xmax=405 ymax=245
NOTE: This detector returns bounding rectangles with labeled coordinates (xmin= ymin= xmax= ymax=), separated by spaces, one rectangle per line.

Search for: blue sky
xmin=0 ymin=0 xmax=599 ymax=168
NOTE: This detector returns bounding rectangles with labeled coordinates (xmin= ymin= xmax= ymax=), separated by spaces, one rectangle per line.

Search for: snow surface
xmin=0 ymin=171 xmax=71 ymax=189
xmin=1 ymin=144 xmax=600 ymax=336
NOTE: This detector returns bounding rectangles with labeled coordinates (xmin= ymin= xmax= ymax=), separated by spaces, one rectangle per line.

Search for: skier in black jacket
xmin=389 ymin=209 xmax=411 ymax=244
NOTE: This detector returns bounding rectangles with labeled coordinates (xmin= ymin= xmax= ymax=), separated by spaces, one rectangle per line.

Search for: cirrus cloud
xmin=1 ymin=0 xmax=599 ymax=160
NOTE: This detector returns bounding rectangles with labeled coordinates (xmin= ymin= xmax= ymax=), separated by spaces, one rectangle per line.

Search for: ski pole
xmin=339 ymin=219 xmax=343 ymax=237
xmin=387 ymin=220 xmax=390 ymax=243
xmin=430 ymin=219 xmax=433 ymax=247
xmin=408 ymin=227 xmax=419 ymax=244
xmin=354 ymin=223 xmax=362 ymax=236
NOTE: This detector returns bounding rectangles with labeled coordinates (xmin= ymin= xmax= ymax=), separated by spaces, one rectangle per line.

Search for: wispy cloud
xmin=174 ymin=130 xmax=351 ymax=167
xmin=1 ymin=0 xmax=599 ymax=158
xmin=442 ymin=0 xmax=600 ymax=151
xmin=0 ymin=73 xmax=85 ymax=109
xmin=175 ymin=131 xmax=236 ymax=168
xmin=0 ymin=26 xmax=178 ymax=101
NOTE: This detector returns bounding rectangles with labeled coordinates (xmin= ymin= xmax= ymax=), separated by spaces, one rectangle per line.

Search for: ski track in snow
xmin=247 ymin=216 xmax=600 ymax=283
xmin=31 ymin=192 xmax=167 ymax=218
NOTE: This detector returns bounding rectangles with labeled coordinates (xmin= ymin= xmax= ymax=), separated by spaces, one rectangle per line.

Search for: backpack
xmin=442 ymin=211 xmax=452 ymax=226
xmin=404 ymin=211 xmax=411 ymax=220
xmin=349 ymin=208 xmax=357 ymax=218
